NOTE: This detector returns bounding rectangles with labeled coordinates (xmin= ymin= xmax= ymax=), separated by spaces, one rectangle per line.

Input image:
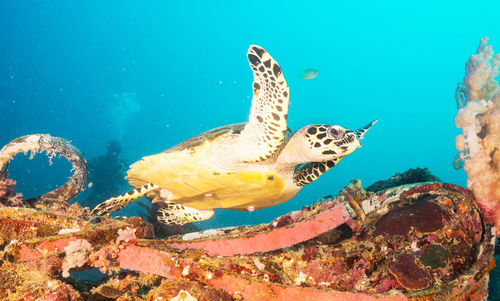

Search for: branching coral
xmin=454 ymin=37 xmax=500 ymax=232
xmin=0 ymin=174 xmax=23 ymax=207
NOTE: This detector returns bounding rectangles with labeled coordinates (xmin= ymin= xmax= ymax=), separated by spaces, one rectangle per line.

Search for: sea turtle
xmin=91 ymin=45 xmax=376 ymax=225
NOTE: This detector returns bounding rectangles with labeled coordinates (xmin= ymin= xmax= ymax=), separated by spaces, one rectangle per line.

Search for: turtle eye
xmin=328 ymin=126 xmax=345 ymax=139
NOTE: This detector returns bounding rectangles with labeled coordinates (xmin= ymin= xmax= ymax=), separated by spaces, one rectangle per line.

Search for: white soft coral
xmin=455 ymin=37 xmax=500 ymax=233
xmin=62 ymin=239 xmax=93 ymax=277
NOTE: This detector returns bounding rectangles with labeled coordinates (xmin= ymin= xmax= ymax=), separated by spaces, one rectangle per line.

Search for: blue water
xmin=0 ymin=1 xmax=498 ymax=229
xmin=0 ymin=1 xmax=500 ymax=227
xmin=1 ymin=0 xmax=499 ymax=227
xmin=1 ymin=1 xmax=499 ymax=298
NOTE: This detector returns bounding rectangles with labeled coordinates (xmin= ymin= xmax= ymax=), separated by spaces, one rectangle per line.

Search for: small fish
xmin=300 ymin=69 xmax=319 ymax=80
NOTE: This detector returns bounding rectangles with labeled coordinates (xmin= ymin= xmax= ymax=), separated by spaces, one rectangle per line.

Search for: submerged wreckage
xmin=0 ymin=38 xmax=499 ymax=300
xmin=0 ymin=135 xmax=496 ymax=300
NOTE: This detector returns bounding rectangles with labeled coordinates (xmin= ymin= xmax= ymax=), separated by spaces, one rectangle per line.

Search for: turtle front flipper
xmin=238 ymin=45 xmax=290 ymax=163
xmin=91 ymin=183 xmax=158 ymax=216
xmin=156 ymin=201 xmax=214 ymax=225
xmin=293 ymin=159 xmax=340 ymax=187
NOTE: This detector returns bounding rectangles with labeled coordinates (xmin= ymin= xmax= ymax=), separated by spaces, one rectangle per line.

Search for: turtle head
xmin=301 ymin=124 xmax=360 ymax=161
xmin=278 ymin=120 xmax=376 ymax=166
xmin=288 ymin=120 xmax=376 ymax=163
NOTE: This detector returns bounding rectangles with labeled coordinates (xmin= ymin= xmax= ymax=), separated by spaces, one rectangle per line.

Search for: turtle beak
xmin=355 ymin=120 xmax=378 ymax=140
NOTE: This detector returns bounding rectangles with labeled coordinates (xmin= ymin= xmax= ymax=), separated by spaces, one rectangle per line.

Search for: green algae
xmin=419 ymin=244 xmax=452 ymax=269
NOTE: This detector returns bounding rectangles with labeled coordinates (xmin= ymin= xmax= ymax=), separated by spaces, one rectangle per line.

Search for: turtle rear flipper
xmin=238 ymin=45 xmax=290 ymax=163
xmin=156 ymin=201 xmax=214 ymax=225
xmin=91 ymin=183 xmax=158 ymax=216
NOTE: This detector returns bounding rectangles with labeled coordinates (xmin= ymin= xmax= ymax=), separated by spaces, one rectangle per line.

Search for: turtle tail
xmin=91 ymin=182 xmax=158 ymax=216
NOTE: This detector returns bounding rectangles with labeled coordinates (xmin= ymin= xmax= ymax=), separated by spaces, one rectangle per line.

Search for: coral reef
xmin=0 ymin=261 xmax=81 ymax=300
xmin=0 ymin=178 xmax=494 ymax=300
xmin=454 ymin=37 xmax=500 ymax=233
xmin=0 ymin=129 xmax=496 ymax=299
xmin=366 ymin=167 xmax=441 ymax=193
xmin=93 ymin=183 xmax=494 ymax=300
xmin=62 ymin=239 xmax=93 ymax=278
xmin=0 ymin=174 xmax=23 ymax=207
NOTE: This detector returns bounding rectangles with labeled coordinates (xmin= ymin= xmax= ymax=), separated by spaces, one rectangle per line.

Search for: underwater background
xmin=0 ymin=1 xmax=498 ymax=297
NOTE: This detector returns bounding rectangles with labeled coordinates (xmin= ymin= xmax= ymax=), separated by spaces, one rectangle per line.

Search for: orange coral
xmin=455 ymin=37 xmax=500 ymax=233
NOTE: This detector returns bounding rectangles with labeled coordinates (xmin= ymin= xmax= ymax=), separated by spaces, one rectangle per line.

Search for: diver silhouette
xmin=83 ymin=140 xmax=127 ymax=209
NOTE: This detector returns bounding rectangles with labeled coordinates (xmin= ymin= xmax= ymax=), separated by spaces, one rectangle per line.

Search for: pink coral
xmin=117 ymin=227 xmax=137 ymax=242
xmin=90 ymin=249 xmax=113 ymax=275
xmin=0 ymin=174 xmax=23 ymax=207
xmin=455 ymin=37 xmax=500 ymax=233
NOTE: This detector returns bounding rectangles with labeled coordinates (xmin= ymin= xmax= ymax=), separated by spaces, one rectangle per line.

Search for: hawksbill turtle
xmin=91 ymin=45 xmax=376 ymax=225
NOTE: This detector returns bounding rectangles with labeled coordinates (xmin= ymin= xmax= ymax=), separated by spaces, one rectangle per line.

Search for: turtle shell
xmin=166 ymin=123 xmax=246 ymax=153
xmin=125 ymin=122 xmax=297 ymax=211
